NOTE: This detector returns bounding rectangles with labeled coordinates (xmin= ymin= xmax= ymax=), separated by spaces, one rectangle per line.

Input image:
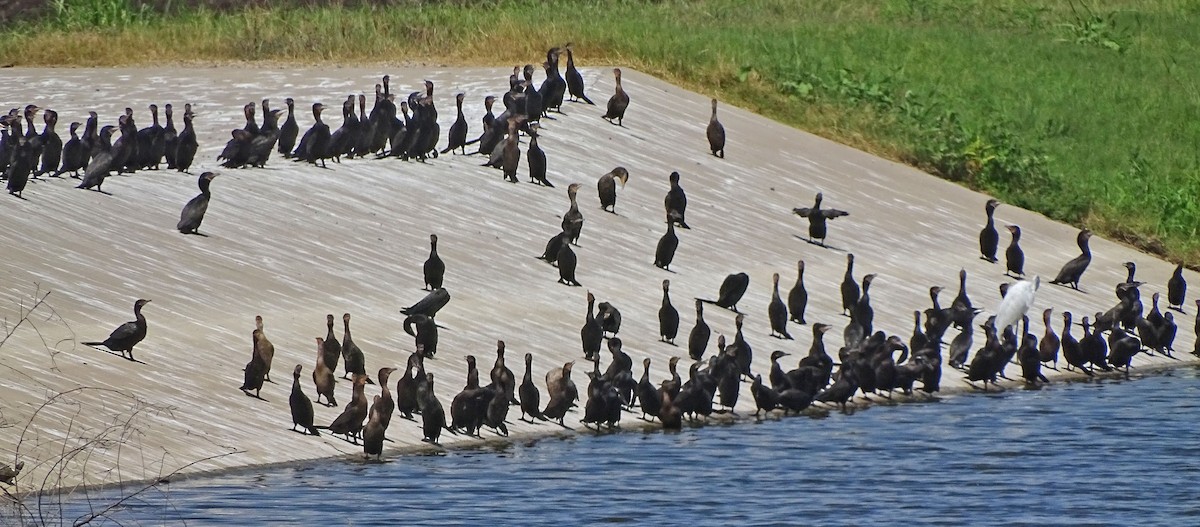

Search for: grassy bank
xmin=2 ymin=0 xmax=1198 ymax=263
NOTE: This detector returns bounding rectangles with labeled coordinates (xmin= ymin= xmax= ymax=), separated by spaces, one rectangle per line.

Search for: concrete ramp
xmin=0 ymin=66 xmax=1194 ymax=492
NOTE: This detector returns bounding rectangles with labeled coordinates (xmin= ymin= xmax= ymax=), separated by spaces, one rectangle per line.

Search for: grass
xmin=3 ymin=0 xmax=1199 ymax=264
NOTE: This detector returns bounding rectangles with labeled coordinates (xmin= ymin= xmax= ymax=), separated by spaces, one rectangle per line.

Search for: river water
xmin=51 ymin=367 xmax=1200 ymax=526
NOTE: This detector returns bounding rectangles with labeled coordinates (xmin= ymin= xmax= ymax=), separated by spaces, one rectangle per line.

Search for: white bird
xmin=995 ymin=276 xmax=1039 ymax=333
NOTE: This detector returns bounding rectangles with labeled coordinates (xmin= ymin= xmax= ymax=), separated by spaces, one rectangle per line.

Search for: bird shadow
xmin=86 ymin=345 xmax=147 ymax=364
xmin=794 ymin=235 xmax=845 ymax=252
xmin=654 ymin=265 xmax=677 ymax=274
xmin=239 ymin=390 xmax=267 ymax=402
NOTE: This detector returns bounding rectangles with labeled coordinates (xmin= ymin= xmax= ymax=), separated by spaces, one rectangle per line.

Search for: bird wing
xmin=792 ymin=207 xmax=813 ymax=217
xmin=822 ymin=209 xmax=850 ymax=219
xmin=106 ymin=321 xmax=138 ymax=342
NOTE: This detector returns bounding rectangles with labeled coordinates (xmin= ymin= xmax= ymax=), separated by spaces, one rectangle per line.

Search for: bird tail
xmin=580 ymin=94 xmax=595 ymax=105
xmin=307 ymin=427 xmax=321 ymax=436
xmin=81 ymin=341 xmax=104 ymax=346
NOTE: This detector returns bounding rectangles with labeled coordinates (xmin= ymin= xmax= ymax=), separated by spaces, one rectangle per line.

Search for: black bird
xmin=441 ymin=93 xmax=469 ymax=155
xmin=1050 ymin=229 xmax=1094 ymax=290
xmin=688 ymin=299 xmax=711 ymax=361
xmin=564 ymin=44 xmax=594 ymax=104
xmin=55 ymin=121 xmax=86 ymax=177
xmin=665 ymin=171 xmax=690 ymax=229
xmin=401 ymin=288 xmax=451 ymax=319
xmin=293 ymin=102 xmax=331 ymax=167
xmin=423 ymin=234 xmax=445 ymax=290
xmin=815 ymin=365 xmax=858 ymax=410
xmin=217 ymin=103 xmax=256 ymax=168
xmin=636 ymin=358 xmax=662 ymax=420
xmin=174 ymin=108 xmax=198 ymax=173
xmin=581 ymin=292 xmax=604 ymax=360
xmin=659 ymin=280 xmax=680 ymax=344
xmin=597 ymin=302 xmax=622 ymax=337
xmin=1079 ymin=316 xmax=1111 ymax=373
xmin=947 ymin=323 xmax=973 ymax=370
xmin=540 ymin=230 xmax=569 ymax=265
xmin=420 ymin=373 xmax=448 ymax=444
xmin=539 ymin=48 xmax=567 ymax=113
xmin=949 ymin=269 xmax=979 ymax=330
xmin=768 ymin=272 xmax=791 ymax=339
xmin=979 ymin=199 xmax=1001 ymax=262
xmin=543 ymin=361 xmax=579 ymax=425
xmin=177 ymin=172 xmax=217 ymax=235
xmin=1167 ymin=264 xmax=1187 ymax=312
xmin=854 ymin=274 xmax=877 ymax=336
xmin=601 ymin=68 xmax=629 ymax=126
xmin=34 ymin=109 xmax=61 ymax=178
xmin=82 ymin=299 xmax=151 ymax=361
xmin=278 ymin=97 xmax=299 ymax=157
xmin=562 ymin=183 xmax=584 ymax=245
xmin=326 ymin=95 xmax=361 ymax=162
xmin=597 ymin=167 xmax=630 ymax=213
xmin=340 ymin=313 xmax=372 ymax=383
xmin=1005 ymin=225 xmax=1025 ymax=277
xmin=526 ymin=123 xmax=551 ymax=187
xmin=403 ymin=313 xmax=438 ymax=358
xmin=711 ymin=272 xmax=750 ymax=312
xmin=1107 ymin=325 xmax=1141 ymax=375
xmin=289 ymin=365 xmax=319 ymax=436
xmin=1059 ymin=312 xmax=1091 ymax=375
xmin=76 ymin=124 xmax=118 ymax=192
xmin=519 ymin=353 xmax=545 ymax=422
xmin=792 ymin=192 xmax=849 ymax=247
xmin=1038 ymin=308 xmax=1060 ymax=369
xmin=788 ymin=260 xmax=808 ymax=325
xmin=654 ymin=220 xmax=679 ymax=270
xmin=557 ymin=242 xmax=580 ymax=286
xmin=840 ymin=253 xmax=860 ymax=317
xmin=706 ymin=98 xmax=726 ymax=158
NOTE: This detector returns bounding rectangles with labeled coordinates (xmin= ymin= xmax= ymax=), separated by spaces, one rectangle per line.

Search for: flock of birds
xmin=3 ymin=45 xmax=1197 ymax=466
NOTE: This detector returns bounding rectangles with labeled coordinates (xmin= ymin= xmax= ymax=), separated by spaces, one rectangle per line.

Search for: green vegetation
xmin=3 ymin=0 xmax=1199 ymax=262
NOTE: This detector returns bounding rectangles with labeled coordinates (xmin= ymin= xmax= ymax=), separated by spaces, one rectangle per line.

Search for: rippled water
xmin=50 ymin=368 xmax=1200 ymax=526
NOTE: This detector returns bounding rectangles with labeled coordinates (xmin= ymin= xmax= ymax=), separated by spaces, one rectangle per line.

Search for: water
xmin=50 ymin=368 xmax=1200 ymax=526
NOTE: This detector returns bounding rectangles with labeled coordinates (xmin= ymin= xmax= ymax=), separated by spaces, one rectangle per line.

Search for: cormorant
xmin=252 ymin=314 xmax=275 ymax=382
xmin=1059 ymin=312 xmax=1090 ymax=375
xmin=519 ymin=353 xmax=545 ymax=422
xmin=654 ymin=220 xmax=678 ymax=271
xmin=177 ymin=172 xmax=217 ymax=235
xmin=340 ymin=313 xmax=372 ymax=383
xmin=539 ymin=47 xmax=567 ymax=112
xmin=289 ymin=365 xmax=319 ymax=436
xmin=363 ymin=395 xmax=386 ymax=459
xmin=712 ymin=272 xmax=750 ymax=312
xmin=601 ymin=68 xmax=630 ymax=126
xmin=706 ymin=98 xmax=726 ymax=158
xmin=979 ymin=199 xmax=1000 ymax=262
xmin=564 ymin=44 xmax=594 ymax=104
xmin=293 ymin=102 xmax=330 ymax=167
xmin=659 ymin=279 xmax=680 ymax=344
xmin=597 ymin=166 xmax=630 ymax=213
xmin=278 ymin=97 xmax=299 ymax=157
xmin=175 ymin=107 xmax=198 ymax=173
xmin=500 ymin=118 xmax=521 ymax=182
xmin=788 ymin=260 xmax=808 ymax=325
xmin=1049 ymin=229 xmax=1094 ymax=290
xmin=313 ymin=338 xmax=338 ymax=406
xmin=55 ymin=121 xmax=85 ymax=177
xmin=404 ymin=313 xmax=438 ymax=358
xmin=420 ymin=373 xmax=447 ymax=444
xmin=688 ymin=299 xmax=711 ymax=360
xmin=1167 ymin=264 xmax=1187 ymax=312
xmin=665 ymin=171 xmax=690 ymax=229
xmin=562 ymin=183 xmax=584 ymax=244
xmin=1038 ymin=308 xmax=1060 ymax=369
xmin=82 ymin=299 xmax=151 ymax=361
xmin=423 ymin=234 xmax=445 ymax=290
xmin=840 ymin=253 xmax=860 ymax=316
xmin=597 ymin=302 xmax=621 ymax=337
xmin=319 ymin=374 xmax=369 ymax=443
xmin=768 ymin=272 xmax=791 ymax=339
xmin=401 ymin=288 xmax=451 ymax=318
xmin=543 ymin=361 xmax=578 ymax=426
xmin=526 ymin=122 xmax=551 ymax=186
xmin=1004 ymin=225 xmax=1025 ymax=277
xmin=792 ymin=192 xmax=849 ymax=247
xmin=34 ymin=109 xmax=61 ymax=178
xmin=75 ymin=125 xmax=117 ymax=193
xmin=581 ymin=292 xmax=603 ymax=359
xmin=441 ymin=93 xmax=468 ymax=155
xmin=557 ymin=242 xmax=580 ymax=286
xmin=540 ymin=230 xmax=569 ymax=265
xmin=322 ymin=314 xmax=341 ymax=372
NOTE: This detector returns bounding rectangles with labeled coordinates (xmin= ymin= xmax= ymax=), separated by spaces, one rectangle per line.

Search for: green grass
xmin=3 ymin=0 xmax=1199 ymax=263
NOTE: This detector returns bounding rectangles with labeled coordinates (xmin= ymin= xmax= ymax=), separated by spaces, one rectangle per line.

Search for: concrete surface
xmin=0 ymin=66 xmax=1195 ymax=493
